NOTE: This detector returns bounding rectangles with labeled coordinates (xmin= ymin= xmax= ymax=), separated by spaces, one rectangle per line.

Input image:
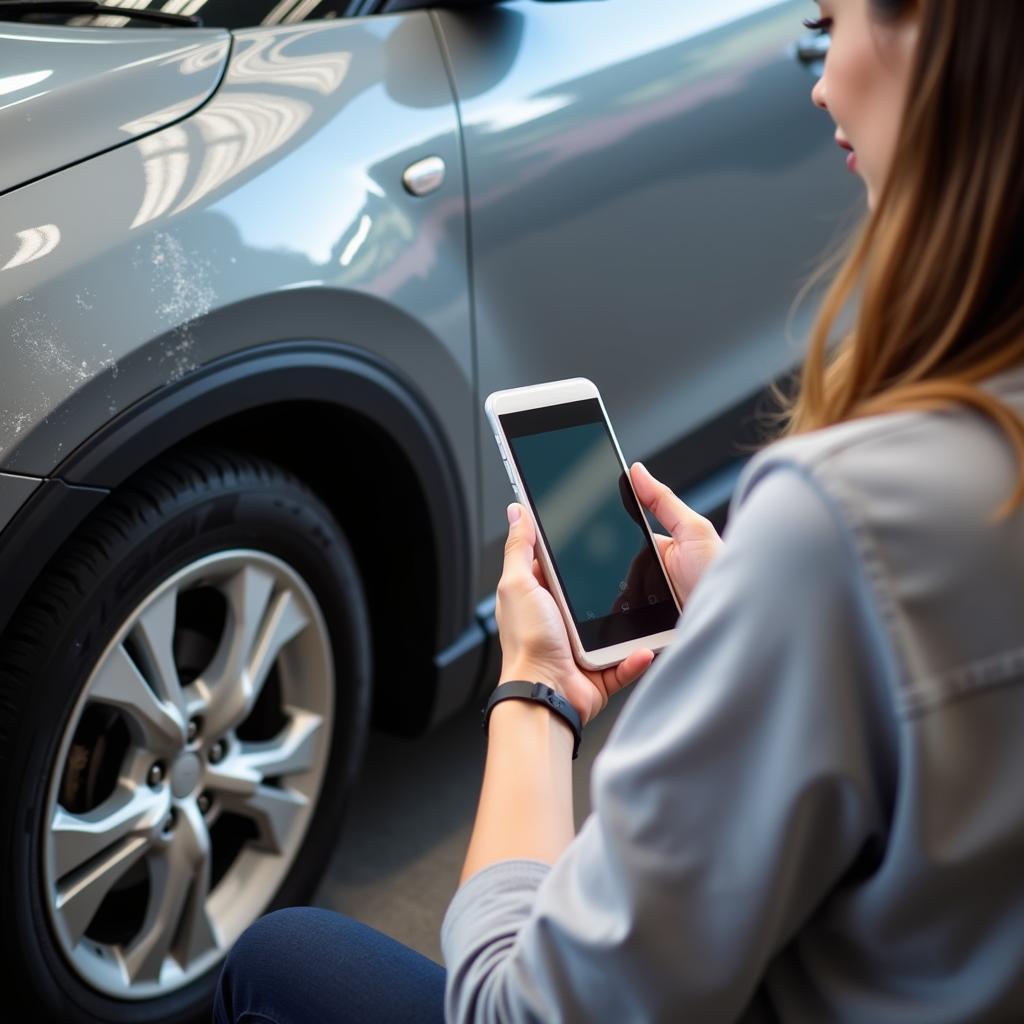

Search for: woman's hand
xmin=496 ymin=504 xmax=653 ymax=726
xmin=630 ymin=462 xmax=724 ymax=603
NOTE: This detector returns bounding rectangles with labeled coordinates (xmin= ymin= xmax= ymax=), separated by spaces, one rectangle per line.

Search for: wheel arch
xmin=0 ymin=341 xmax=478 ymax=734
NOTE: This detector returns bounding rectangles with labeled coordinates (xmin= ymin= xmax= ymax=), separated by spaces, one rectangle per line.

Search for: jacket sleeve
xmin=441 ymin=462 xmax=900 ymax=1023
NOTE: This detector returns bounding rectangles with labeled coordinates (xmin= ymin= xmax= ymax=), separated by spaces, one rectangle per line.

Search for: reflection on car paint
xmin=0 ymin=24 xmax=231 ymax=194
xmin=229 ymin=24 xmax=352 ymax=93
xmin=130 ymin=28 xmax=354 ymax=229
xmin=0 ymin=66 xmax=52 ymax=98
xmin=2 ymin=222 xmax=60 ymax=270
xmin=132 ymin=93 xmax=314 ymax=228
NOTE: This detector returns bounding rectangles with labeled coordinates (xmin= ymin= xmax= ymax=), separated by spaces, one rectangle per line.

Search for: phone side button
xmin=502 ymin=458 xmax=514 ymax=482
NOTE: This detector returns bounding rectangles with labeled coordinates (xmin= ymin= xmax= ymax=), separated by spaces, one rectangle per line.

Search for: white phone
xmin=485 ymin=377 xmax=680 ymax=671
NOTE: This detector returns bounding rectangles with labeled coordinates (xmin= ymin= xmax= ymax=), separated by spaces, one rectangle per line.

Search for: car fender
xmin=0 ymin=13 xmax=473 ymax=487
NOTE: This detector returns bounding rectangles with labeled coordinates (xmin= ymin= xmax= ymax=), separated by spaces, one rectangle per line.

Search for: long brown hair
xmin=785 ymin=0 xmax=1024 ymax=514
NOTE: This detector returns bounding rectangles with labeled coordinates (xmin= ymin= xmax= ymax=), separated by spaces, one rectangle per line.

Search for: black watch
xmin=482 ymin=681 xmax=583 ymax=759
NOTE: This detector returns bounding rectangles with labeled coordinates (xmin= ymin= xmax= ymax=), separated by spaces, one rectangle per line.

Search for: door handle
xmin=402 ymin=156 xmax=446 ymax=197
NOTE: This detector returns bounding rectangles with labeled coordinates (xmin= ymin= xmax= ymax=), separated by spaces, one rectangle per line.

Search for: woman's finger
xmin=630 ymin=462 xmax=709 ymax=543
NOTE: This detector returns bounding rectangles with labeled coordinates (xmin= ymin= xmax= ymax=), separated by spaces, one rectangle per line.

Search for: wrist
xmin=488 ymin=698 xmax=576 ymax=756
xmin=484 ymin=680 xmax=582 ymax=759
xmin=498 ymin=660 xmax=567 ymax=694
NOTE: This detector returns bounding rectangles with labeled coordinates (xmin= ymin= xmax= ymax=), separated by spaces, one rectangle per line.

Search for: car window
xmin=6 ymin=0 xmax=356 ymax=29
xmin=160 ymin=0 xmax=351 ymax=29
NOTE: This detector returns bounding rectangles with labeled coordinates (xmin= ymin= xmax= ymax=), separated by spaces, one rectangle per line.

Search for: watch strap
xmin=482 ymin=681 xmax=582 ymax=759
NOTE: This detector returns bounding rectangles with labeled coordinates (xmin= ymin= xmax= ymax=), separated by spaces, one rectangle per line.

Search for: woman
xmin=217 ymin=1 xmax=1024 ymax=1020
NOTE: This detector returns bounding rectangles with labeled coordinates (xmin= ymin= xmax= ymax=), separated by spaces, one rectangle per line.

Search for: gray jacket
xmin=441 ymin=367 xmax=1024 ymax=1023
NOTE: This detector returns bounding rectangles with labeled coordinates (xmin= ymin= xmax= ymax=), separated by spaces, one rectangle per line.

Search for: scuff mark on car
xmin=3 ymin=301 xmax=123 ymax=456
xmin=146 ymin=231 xmax=216 ymax=382
xmin=11 ymin=308 xmax=90 ymax=388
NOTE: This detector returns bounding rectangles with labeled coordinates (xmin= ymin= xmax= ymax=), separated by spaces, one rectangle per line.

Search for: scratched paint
xmin=146 ymin=231 xmax=216 ymax=382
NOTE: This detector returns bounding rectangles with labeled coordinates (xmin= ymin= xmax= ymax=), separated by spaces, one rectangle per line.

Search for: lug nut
xmin=197 ymin=792 xmax=212 ymax=815
xmin=147 ymin=762 xmax=165 ymax=788
xmin=209 ymin=739 xmax=227 ymax=764
xmin=187 ymin=717 xmax=201 ymax=743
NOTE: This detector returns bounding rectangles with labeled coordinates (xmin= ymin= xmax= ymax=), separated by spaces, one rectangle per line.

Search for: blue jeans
xmin=214 ymin=907 xmax=447 ymax=1023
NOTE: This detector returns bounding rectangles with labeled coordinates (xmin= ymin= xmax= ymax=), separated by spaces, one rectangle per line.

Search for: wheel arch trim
xmin=0 ymin=340 xmax=473 ymax=655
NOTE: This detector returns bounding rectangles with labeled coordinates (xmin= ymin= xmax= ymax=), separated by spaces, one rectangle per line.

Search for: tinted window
xmin=11 ymin=0 xmax=356 ymax=29
xmin=163 ymin=0 xmax=351 ymax=30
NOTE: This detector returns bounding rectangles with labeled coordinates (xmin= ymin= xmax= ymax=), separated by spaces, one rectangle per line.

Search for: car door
xmin=433 ymin=0 xmax=857 ymax=593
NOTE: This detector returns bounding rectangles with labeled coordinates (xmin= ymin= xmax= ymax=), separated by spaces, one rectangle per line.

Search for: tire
xmin=0 ymin=448 xmax=372 ymax=1024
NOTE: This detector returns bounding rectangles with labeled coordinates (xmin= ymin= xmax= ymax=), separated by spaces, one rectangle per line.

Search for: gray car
xmin=0 ymin=1 xmax=852 ymax=1020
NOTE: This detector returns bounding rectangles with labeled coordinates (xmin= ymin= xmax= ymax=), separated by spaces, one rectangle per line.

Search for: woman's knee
xmin=216 ymin=907 xmax=340 ymax=1023
xmin=216 ymin=906 xmax=446 ymax=1024
xmin=226 ymin=907 xmax=318 ymax=975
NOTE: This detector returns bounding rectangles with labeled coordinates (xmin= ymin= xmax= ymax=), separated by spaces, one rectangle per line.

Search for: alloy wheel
xmin=42 ymin=550 xmax=335 ymax=1000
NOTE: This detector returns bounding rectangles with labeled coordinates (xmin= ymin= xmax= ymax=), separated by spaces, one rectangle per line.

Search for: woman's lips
xmin=836 ymin=137 xmax=857 ymax=173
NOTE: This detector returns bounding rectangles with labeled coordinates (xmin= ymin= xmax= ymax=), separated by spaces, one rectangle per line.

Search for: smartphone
xmin=485 ymin=377 xmax=680 ymax=671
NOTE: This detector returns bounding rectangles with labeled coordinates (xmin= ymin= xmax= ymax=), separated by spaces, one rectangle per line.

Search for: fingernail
xmin=635 ymin=461 xmax=648 ymax=476
xmin=507 ymin=503 xmax=521 ymax=525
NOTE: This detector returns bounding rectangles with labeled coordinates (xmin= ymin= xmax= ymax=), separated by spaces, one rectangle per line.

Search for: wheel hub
xmin=169 ymin=752 xmax=202 ymax=800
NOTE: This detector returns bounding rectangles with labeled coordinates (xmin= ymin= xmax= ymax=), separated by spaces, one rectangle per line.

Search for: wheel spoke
xmin=203 ymin=569 xmax=309 ymax=736
xmin=91 ymin=643 xmax=186 ymax=752
xmin=130 ymin=588 xmax=187 ymax=719
xmin=205 ymin=712 xmax=324 ymax=797
xmin=201 ymin=566 xmax=274 ymax=734
xmin=52 ymin=784 xmax=166 ymax=879
xmin=249 ymin=588 xmax=309 ymax=703
xmin=232 ymin=785 xmax=308 ymax=854
xmin=55 ymin=833 xmax=151 ymax=946
xmin=171 ymin=804 xmax=220 ymax=967
xmin=204 ymin=712 xmax=319 ymax=852
xmin=122 ymin=802 xmax=216 ymax=983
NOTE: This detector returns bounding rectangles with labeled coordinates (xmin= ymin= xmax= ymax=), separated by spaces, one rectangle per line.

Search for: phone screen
xmin=500 ymin=398 xmax=679 ymax=650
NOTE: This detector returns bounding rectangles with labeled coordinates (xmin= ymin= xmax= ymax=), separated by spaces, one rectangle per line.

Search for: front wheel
xmin=0 ymin=449 xmax=371 ymax=1023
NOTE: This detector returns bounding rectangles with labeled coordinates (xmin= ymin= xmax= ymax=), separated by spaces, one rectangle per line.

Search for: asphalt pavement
xmin=314 ymin=687 xmax=630 ymax=964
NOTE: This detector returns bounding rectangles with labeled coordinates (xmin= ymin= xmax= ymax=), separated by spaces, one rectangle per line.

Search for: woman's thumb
xmin=631 ymin=461 xmax=700 ymax=543
xmin=631 ymin=461 xmax=656 ymax=507
xmin=503 ymin=503 xmax=536 ymax=572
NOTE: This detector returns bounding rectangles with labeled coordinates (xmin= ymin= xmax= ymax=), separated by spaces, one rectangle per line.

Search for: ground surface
xmin=314 ymin=688 xmax=630 ymax=963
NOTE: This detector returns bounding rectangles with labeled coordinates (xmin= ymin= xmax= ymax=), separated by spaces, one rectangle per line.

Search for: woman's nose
xmin=811 ymin=75 xmax=828 ymax=111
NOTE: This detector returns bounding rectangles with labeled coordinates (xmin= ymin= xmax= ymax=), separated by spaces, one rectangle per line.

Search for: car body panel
xmin=434 ymin=0 xmax=859 ymax=595
xmin=0 ymin=14 xmax=479 ymax=639
xmin=0 ymin=22 xmax=231 ymax=196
